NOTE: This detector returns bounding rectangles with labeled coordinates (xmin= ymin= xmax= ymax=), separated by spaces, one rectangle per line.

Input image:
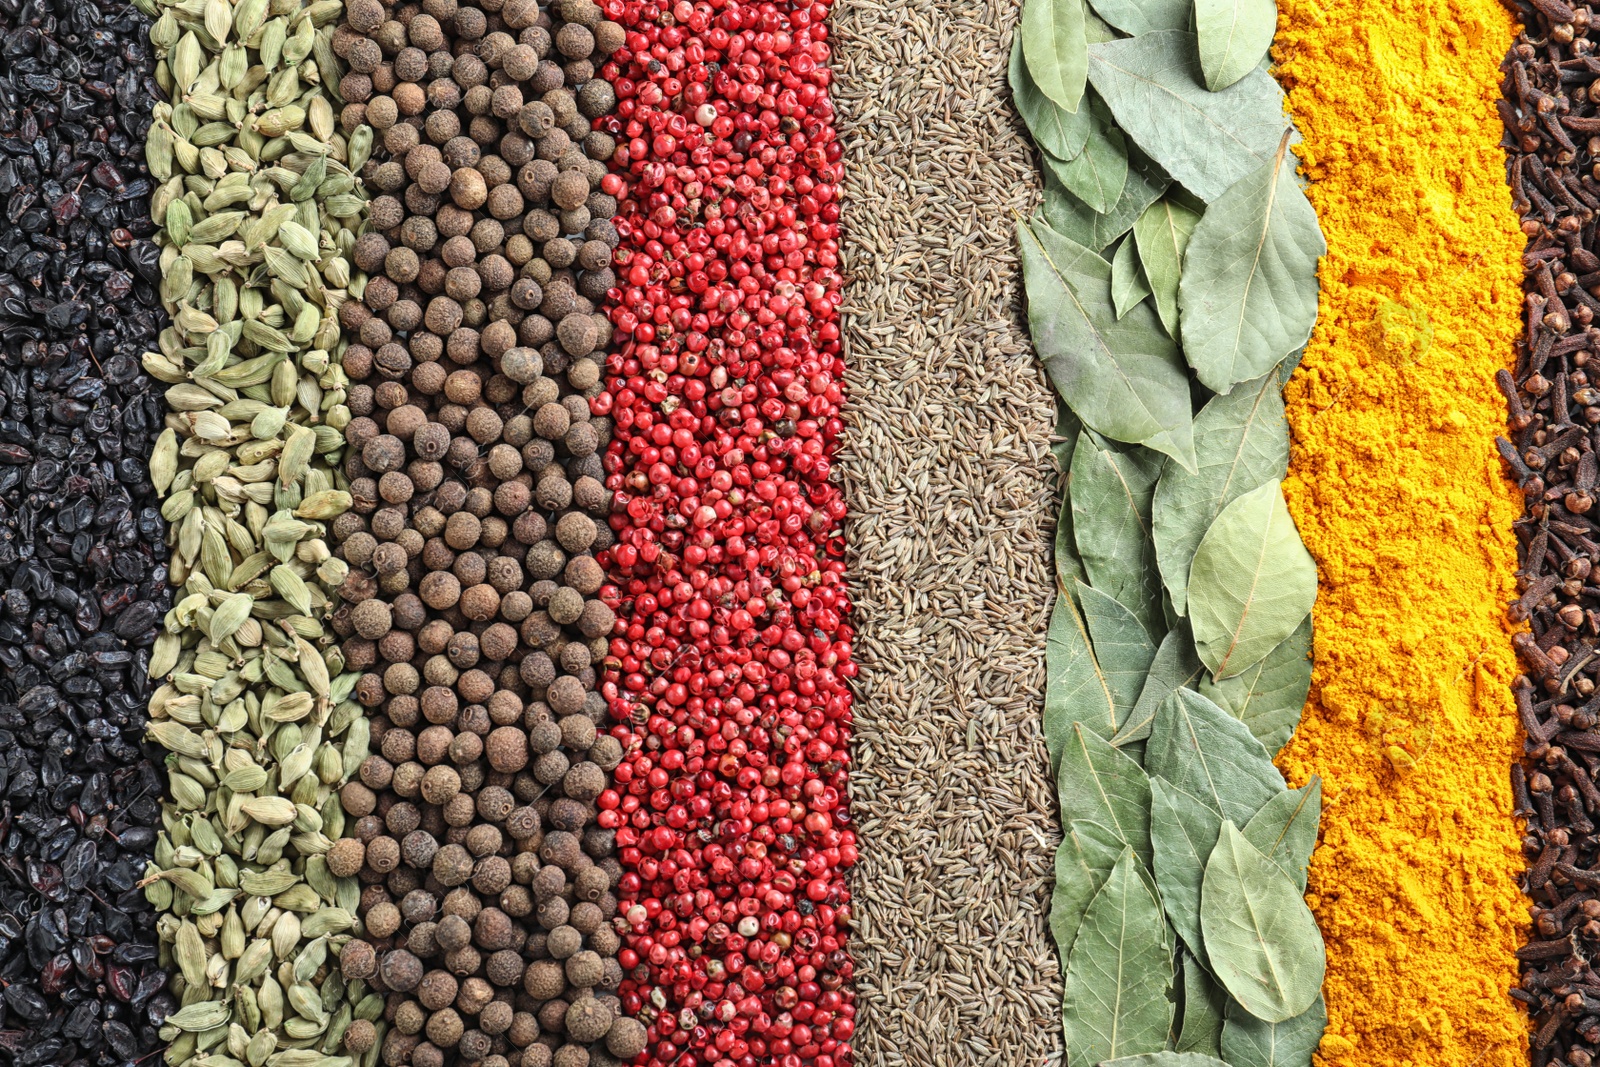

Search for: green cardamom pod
xmin=203 ymin=0 xmax=232 ymax=46
xmin=172 ymin=32 xmax=203 ymax=94
xmin=257 ymin=975 xmax=284 ymax=1032
xmin=258 ymin=18 xmax=287 ymax=69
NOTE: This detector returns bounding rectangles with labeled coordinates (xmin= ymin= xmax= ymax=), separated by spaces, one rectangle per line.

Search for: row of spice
xmin=1498 ymin=1 xmax=1600 ymax=1065
xmin=0 ymin=2 xmax=175 ymax=1065
xmin=587 ymin=0 xmax=858 ymax=1060
xmin=1009 ymin=0 xmax=1330 ymax=1063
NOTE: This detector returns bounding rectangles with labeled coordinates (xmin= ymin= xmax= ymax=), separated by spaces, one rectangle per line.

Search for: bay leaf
xmin=1195 ymin=0 xmax=1277 ymax=91
xmin=1071 ymin=430 xmax=1163 ymax=633
xmin=1053 ymin=404 xmax=1089 ymax=595
xmin=1042 ymin=147 xmax=1171 ymax=254
xmin=1079 ymin=582 xmax=1160 ymax=729
xmin=1086 ymin=32 xmax=1293 ymax=203
xmin=1062 ymin=848 xmax=1174 ymax=1064
xmin=1042 ymin=98 xmax=1128 ymax=213
xmin=1021 ymin=0 xmax=1089 ymax=113
xmin=1147 ymin=687 xmax=1285 ymax=825
xmin=1152 ymin=370 xmax=1289 ymax=616
xmin=1088 ymin=0 xmax=1190 ymax=34
xmin=1240 ymin=776 xmax=1321 ymax=891
xmin=1049 ymin=818 xmax=1125 ymax=961
xmin=1019 ymin=218 xmax=1197 ymax=472
xmin=1084 ymin=6 xmax=1120 ymax=41
xmin=1178 ymin=138 xmax=1325 ymax=394
xmin=1059 ymin=723 xmax=1152 ymax=864
xmin=1200 ymin=822 xmax=1325 ymax=1023
xmin=1098 ymin=1054 xmax=1230 ymax=1066
xmin=1149 ymin=776 xmax=1222 ymax=963
xmin=1133 ymin=196 xmax=1203 ymax=343
xmin=1044 ymin=592 xmax=1117 ymax=767
xmin=1010 ymin=35 xmax=1092 ymax=161
xmin=1175 ymin=951 xmax=1227 ymax=1057
xmin=1197 ymin=614 xmax=1312 ymax=755
xmin=1111 ymin=234 xmax=1151 ymax=318
xmin=1220 ymin=993 xmax=1327 ymax=1067
xmin=1112 ymin=621 xmax=1204 ymax=746
xmin=1188 ymin=480 xmax=1317 ymax=679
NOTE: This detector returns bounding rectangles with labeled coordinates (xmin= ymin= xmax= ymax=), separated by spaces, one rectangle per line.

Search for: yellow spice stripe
xmin=1273 ymin=1 xmax=1529 ymax=1064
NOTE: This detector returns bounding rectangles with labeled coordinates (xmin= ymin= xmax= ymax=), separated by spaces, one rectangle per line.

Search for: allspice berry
xmin=336 ymin=0 xmax=623 ymax=1049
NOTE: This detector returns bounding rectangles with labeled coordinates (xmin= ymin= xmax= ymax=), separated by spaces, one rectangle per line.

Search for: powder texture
xmin=1273 ymin=1 xmax=1529 ymax=1065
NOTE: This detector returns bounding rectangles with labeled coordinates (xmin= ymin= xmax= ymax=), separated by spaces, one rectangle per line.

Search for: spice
xmin=593 ymin=0 xmax=856 ymax=1061
xmin=0 ymin=2 xmax=171 ymax=1063
xmin=327 ymin=0 xmax=633 ymax=1061
xmin=1270 ymin=0 xmax=1528 ymax=1061
xmin=1493 ymin=2 xmax=1600 ymax=1065
xmin=139 ymin=0 xmax=377 ymax=1063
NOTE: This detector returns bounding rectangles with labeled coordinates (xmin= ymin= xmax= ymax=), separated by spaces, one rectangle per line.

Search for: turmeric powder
xmin=1272 ymin=1 xmax=1529 ymax=1065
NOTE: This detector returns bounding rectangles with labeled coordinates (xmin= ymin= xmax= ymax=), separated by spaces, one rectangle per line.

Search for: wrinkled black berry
xmin=0 ymin=1 xmax=168 ymax=1064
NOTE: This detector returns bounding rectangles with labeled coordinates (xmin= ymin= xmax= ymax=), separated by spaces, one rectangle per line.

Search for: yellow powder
xmin=1273 ymin=1 xmax=1529 ymax=1065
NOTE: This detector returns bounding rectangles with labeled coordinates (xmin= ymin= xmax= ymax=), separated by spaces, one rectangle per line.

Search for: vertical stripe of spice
xmin=0 ymin=1 xmax=169 ymax=1063
xmin=594 ymin=0 xmax=854 ymax=1062
xmin=1498 ymin=3 xmax=1600 ymax=1066
xmin=1271 ymin=0 xmax=1528 ymax=1062
xmin=325 ymin=0 xmax=642 ymax=1064
xmin=141 ymin=0 xmax=376 ymax=1064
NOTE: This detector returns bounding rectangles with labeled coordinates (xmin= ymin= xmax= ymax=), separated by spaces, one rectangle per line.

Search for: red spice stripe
xmin=589 ymin=0 xmax=853 ymax=1064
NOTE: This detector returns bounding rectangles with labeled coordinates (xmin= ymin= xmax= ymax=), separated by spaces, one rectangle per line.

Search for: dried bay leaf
xmin=1099 ymin=1054 xmax=1231 ymax=1066
xmin=1111 ymin=234 xmax=1151 ymax=319
xmin=1087 ymin=0 xmax=1190 ymax=34
xmin=1059 ymin=723 xmax=1152 ymax=864
xmin=1087 ymin=32 xmax=1292 ymax=203
xmin=1044 ymin=593 xmax=1117 ymax=767
xmin=1052 ymin=404 xmax=1089 ymax=595
xmin=1197 ymin=615 xmax=1312 ymax=755
xmin=1149 ymin=776 xmax=1221 ymax=963
xmin=1049 ymin=818 xmax=1124 ymax=961
xmin=1062 ymin=848 xmax=1173 ymax=1063
xmin=1018 ymin=218 xmax=1197 ymax=473
xmin=1112 ymin=621 xmax=1203 ymax=746
xmin=1010 ymin=36 xmax=1092 ymax=161
xmin=1178 ymin=138 xmax=1325 ymax=394
xmin=1188 ymin=480 xmax=1317 ymax=679
xmin=1220 ymin=992 xmax=1327 ymax=1067
xmin=1175 ymin=951 xmax=1227 ymax=1057
xmin=1195 ymin=0 xmax=1277 ymax=91
xmin=1042 ymin=98 xmax=1128 ymax=213
xmin=1021 ymin=0 xmax=1089 ymax=113
xmin=1147 ymin=687 xmax=1284 ymax=825
xmin=1042 ymin=146 xmax=1171 ymax=253
xmin=1240 ymin=776 xmax=1321 ymax=891
xmin=1134 ymin=196 xmax=1203 ymax=341
xmin=1079 ymin=582 xmax=1159 ymax=730
xmin=1071 ymin=431 xmax=1163 ymax=634
xmin=1152 ymin=370 xmax=1288 ymax=616
xmin=1201 ymin=822 xmax=1324 ymax=1023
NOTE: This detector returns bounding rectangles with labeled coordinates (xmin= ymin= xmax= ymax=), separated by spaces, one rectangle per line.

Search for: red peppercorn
xmin=594 ymin=0 xmax=855 ymax=1060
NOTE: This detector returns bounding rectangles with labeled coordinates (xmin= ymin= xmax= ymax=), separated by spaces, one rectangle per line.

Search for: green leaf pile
xmin=1013 ymin=1 xmax=1328 ymax=1064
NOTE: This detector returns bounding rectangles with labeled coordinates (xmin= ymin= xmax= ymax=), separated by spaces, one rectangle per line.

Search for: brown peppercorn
xmin=381 ymin=948 xmax=425 ymax=992
xmin=563 ymin=990 xmax=611 ymax=1039
xmin=340 ymin=939 xmax=378 ymax=981
xmin=328 ymin=837 xmax=367 ymax=878
xmin=421 ymin=764 xmax=463 ymax=805
xmin=418 ymin=971 xmax=459 ymax=1012
xmin=606 ymin=1018 xmax=647 ymax=1060
xmin=523 ymin=959 xmax=565 ymax=1000
xmin=562 ymin=762 xmax=605 ymax=803
xmin=434 ymin=843 xmax=477 ymax=887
